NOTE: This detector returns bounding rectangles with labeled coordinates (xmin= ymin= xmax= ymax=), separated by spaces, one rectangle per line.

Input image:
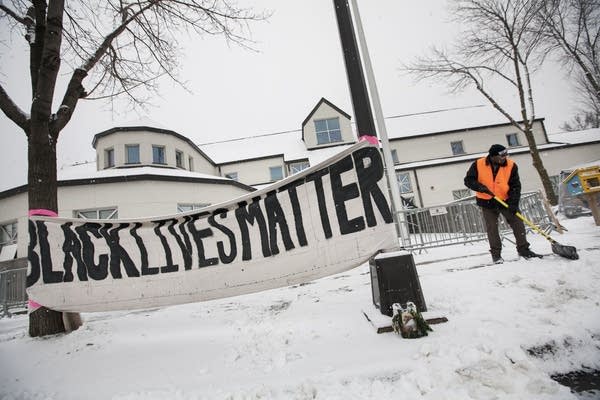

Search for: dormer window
xmin=176 ymin=150 xmax=184 ymax=168
xmin=315 ymin=118 xmax=342 ymax=145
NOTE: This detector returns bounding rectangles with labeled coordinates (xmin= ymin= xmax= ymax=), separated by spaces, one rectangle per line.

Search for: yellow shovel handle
xmin=493 ymin=196 xmax=555 ymax=242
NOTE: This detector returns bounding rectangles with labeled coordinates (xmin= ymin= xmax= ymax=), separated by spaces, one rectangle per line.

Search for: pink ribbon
xmin=28 ymin=300 xmax=43 ymax=312
xmin=359 ymin=135 xmax=379 ymax=145
xmin=29 ymin=209 xmax=58 ymax=217
xmin=28 ymin=209 xmax=57 ymax=312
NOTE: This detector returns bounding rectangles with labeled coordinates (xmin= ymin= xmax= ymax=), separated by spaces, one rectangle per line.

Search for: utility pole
xmin=332 ymin=0 xmax=407 ymax=245
xmin=331 ymin=0 xmax=376 ymax=138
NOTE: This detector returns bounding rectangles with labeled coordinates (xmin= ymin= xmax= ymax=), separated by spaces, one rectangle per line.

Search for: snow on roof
xmin=96 ymin=117 xmax=170 ymax=134
xmin=58 ymin=161 xmax=230 ymax=182
xmin=547 ymin=128 xmax=600 ymax=144
xmin=383 ymin=105 xmax=511 ymax=139
xmin=199 ymin=129 xmax=356 ymax=166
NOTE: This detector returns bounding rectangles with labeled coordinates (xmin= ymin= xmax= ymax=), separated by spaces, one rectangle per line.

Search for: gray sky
xmin=0 ymin=0 xmax=578 ymax=191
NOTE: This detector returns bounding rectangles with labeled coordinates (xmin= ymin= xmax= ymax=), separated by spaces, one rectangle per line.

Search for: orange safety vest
xmin=475 ymin=157 xmax=514 ymax=201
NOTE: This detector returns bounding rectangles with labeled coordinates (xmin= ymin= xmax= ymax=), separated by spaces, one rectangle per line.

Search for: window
xmin=506 ymin=133 xmax=520 ymax=147
xmin=450 ymin=141 xmax=465 ymax=155
xmin=176 ymin=150 xmax=184 ymax=168
xmin=75 ymin=207 xmax=118 ymax=220
xmin=0 ymin=222 xmax=17 ymax=246
xmin=104 ymin=148 xmax=115 ymax=168
xmin=288 ymin=161 xmax=310 ymax=175
xmin=125 ymin=144 xmax=140 ymax=164
xmin=177 ymin=203 xmax=210 ymax=213
xmin=396 ymin=171 xmax=412 ymax=194
xmin=315 ymin=118 xmax=342 ymax=145
xmin=188 ymin=156 xmax=194 ymax=171
xmin=452 ymin=189 xmax=472 ymax=200
xmin=391 ymin=149 xmax=399 ymax=164
xmin=270 ymin=166 xmax=284 ymax=181
xmin=152 ymin=145 xmax=166 ymax=164
xmin=225 ymin=172 xmax=238 ymax=181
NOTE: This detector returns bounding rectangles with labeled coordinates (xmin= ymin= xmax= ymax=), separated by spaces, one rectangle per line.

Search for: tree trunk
xmin=27 ymin=121 xmax=82 ymax=337
xmin=523 ymin=126 xmax=558 ymax=205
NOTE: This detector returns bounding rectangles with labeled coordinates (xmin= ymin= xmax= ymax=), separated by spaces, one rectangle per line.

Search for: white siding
xmin=390 ymin=121 xmax=547 ymax=164
xmin=95 ymin=130 xmax=216 ymax=174
xmin=220 ymin=156 xmax=285 ymax=186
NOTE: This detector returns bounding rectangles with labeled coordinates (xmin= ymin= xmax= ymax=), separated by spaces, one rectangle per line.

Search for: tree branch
xmin=0 ymin=2 xmax=26 ymax=24
xmin=0 ymin=83 xmax=30 ymax=134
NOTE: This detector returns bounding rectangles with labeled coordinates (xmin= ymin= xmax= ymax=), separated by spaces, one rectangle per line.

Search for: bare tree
xmin=536 ymin=0 xmax=600 ymax=130
xmin=0 ymin=0 xmax=266 ymax=337
xmin=403 ymin=0 xmax=558 ymax=205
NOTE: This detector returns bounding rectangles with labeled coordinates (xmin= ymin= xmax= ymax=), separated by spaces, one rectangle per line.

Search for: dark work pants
xmin=481 ymin=207 xmax=530 ymax=258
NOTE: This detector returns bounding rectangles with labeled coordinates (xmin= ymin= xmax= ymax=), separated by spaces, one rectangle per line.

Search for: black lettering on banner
xmin=27 ymin=220 xmax=40 ymax=287
xmin=187 ymin=219 xmax=218 ymax=268
xmin=130 ymin=222 xmax=154 ymax=276
xmin=330 ymin=155 xmax=365 ymax=234
xmin=353 ymin=147 xmax=393 ymax=226
xmin=168 ymin=217 xmax=193 ymax=270
xmin=99 ymin=223 xmax=140 ymax=279
xmin=153 ymin=220 xmax=179 ymax=273
xmin=279 ymin=181 xmax=307 ymax=247
xmin=75 ymin=223 xmax=109 ymax=281
xmin=235 ymin=198 xmax=271 ymax=260
xmin=264 ymin=191 xmax=295 ymax=255
xmin=208 ymin=209 xmax=237 ymax=264
xmin=35 ymin=221 xmax=63 ymax=284
xmin=61 ymin=222 xmax=87 ymax=282
xmin=306 ymin=169 xmax=333 ymax=239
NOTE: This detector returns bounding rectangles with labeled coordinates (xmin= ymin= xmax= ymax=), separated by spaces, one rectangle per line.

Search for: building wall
xmin=0 ymin=192 xmax=28 ymax=260
xmin=303 ymin=102 xmax=354 ymax=149
xmin=95 ymin=130 xmax=216 ymax=174
xmin=390 ymin=121 xmax=547 ymax=164
xmin=407 ymin=143 xmax=600 ymax=207
xmin=220 ymin=155 xmax=286 ymax=186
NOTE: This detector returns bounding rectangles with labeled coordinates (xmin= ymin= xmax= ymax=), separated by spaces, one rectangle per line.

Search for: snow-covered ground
xmin=1 ymin=216 xmax=599 ymax=400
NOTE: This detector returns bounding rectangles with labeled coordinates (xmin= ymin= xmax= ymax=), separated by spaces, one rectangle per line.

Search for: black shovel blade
xmin=551 ymin=241 xmax=579 ymax=260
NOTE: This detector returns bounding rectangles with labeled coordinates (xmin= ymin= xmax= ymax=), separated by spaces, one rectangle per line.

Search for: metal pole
xmin=331 ymin=0 xmax=376 ymax=137
xmin=347 ymin=0 xmax=409 ymax=245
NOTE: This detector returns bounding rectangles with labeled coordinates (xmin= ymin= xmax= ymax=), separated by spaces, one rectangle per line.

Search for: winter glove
xmin=479 ymin=186 xmax=494 ymax=196
xmin=507 ymin=201 xmax=519 ymax=214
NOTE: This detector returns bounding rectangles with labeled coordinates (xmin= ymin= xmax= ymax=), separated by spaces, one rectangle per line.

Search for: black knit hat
xmin=488 ymin=144 xmax=507 ymax=157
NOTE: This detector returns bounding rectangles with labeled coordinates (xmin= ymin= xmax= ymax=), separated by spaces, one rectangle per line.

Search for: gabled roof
xmin=301 ymin=98 xmax=352 ymax=141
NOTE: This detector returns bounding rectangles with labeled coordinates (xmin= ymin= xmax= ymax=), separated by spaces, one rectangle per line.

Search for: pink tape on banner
xmin=28 ymin=299 xmax=43 ymax=312
xmin=359 ymin=135 xmax=379 ymax=145
xmin=29 ymin=209 xmax=58 ymax=217
xmin=28 ymin=210 xmax=55 ymax=312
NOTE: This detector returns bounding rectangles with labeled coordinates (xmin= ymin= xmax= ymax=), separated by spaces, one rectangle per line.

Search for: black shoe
xmin=519 ymin=249 xmax=542 ymax=259
xmin=492 ymin=256 xmax=504 ymax=264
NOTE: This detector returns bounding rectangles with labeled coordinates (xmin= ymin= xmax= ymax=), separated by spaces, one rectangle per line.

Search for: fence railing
xmin=1 ymin=265 xmax=28 ymax=317
xmin=397 ymin=191 xmax=554 ymax=252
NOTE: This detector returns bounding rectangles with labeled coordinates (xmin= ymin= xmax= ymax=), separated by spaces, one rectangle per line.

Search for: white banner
xmin=27 ymin=142 xmax=397 ymax=312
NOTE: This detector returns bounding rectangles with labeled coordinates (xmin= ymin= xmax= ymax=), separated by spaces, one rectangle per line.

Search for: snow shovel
xmin=493 ymin=196 xmax=579 ymax=260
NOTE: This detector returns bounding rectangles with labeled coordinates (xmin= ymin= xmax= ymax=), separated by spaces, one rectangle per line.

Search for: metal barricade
xmin=0 ymin=267 xmax=28 ymax=317
xmin=397 ymin=191 xmax=554 ymax=252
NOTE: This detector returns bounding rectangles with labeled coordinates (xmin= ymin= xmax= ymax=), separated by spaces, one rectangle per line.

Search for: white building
xmin=1 ymin=98 xmax=599 ymax=262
